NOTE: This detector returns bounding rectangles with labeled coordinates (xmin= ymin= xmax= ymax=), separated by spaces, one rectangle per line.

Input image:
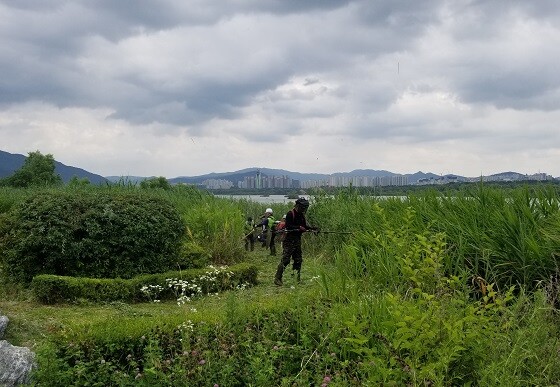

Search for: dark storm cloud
xmin=470 ymin=0 xmax=560 ymax=21
xmin=3 ymin=0 xmax=560 ymax=179
xmin=0 ymin=0 xmax=424 ymax=119
xmin=87 ymin=0 xmax=355 ymax=38
xmin=422 ymin=0 xmax=560 ymax=112
xmin=242 ymin=0 xmax=352 ymax=14
xmin=107 ymin=77 xmax=284 ymax=126
xmin=0 ymin=0 xmax=358 ymax=125
xmin=459 ymin=71 xmax=560 ymax=111
xmin=352 ymin=0 xmax=441 ymax=30
xmin=1 ymin=0 xmax=560 ymax=130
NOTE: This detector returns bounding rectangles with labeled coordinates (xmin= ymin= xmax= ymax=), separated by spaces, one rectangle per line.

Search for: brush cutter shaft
xmin=275 ymin=230 xmax=353 ymax=234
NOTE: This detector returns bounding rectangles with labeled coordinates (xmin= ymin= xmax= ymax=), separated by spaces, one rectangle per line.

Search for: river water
xmin=215 ymin=194 xmax=406 ymax=204
xmin=215 ymin=194 xmax=309 ymax=204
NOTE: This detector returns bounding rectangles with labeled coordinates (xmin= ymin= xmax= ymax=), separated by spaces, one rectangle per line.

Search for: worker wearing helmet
xmin=274 ymin=197 xmax=317 ymax=285
xmin=255 ymin=207 xmax=276 ymax=255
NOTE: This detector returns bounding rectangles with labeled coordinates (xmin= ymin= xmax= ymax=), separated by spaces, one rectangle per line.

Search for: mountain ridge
xmin=107 ymin=169 xmax=556 ymax=185
xmin=107 ymin=168 xmax=442 ymax=185
xmin=0 ymin=150 xmax=107 ymax=184
xmin=2 ymin=150 xmax=555 ymax=186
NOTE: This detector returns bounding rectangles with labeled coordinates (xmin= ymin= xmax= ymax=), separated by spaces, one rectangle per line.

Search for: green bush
xmin=0 ymin=187 xmax=29 ymax=215
xmin=0 ymin=190 xmax=186 ymax=283
xmin=31 ymin=263 xmax=258 ymax=304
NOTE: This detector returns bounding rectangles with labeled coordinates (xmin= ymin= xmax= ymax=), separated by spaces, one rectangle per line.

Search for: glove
xmin=299 ymin=226 xmax=307 ymax=232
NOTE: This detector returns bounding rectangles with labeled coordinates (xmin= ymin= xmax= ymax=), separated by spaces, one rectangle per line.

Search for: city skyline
xmin=196 ymin=170 xmax=555 ymax=190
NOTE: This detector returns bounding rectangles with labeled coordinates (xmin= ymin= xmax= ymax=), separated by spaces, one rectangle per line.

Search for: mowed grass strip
xmin=0 ymin=249 xmax=326 ymax=349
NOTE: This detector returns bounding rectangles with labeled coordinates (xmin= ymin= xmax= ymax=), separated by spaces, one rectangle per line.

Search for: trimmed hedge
xmin=31 ymin=263 xmax=258 ymax=304
xmin=0 ymin=190 xmax=186 ymax=283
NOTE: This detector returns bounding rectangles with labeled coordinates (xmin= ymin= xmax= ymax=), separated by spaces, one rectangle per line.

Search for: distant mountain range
xmin=2 ymin=150 xmax=555 ymax=186
xmin=0 ymin=150 xmax=107 ymax=184
xmin=107 ymin=168 xmax=558 ymax=185
xmin=106 ymin=168 xmax=442 ymax=185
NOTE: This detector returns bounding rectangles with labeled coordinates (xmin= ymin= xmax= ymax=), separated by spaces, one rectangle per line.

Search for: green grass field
xmin=0 ymin=247 xmax=323 ymax=347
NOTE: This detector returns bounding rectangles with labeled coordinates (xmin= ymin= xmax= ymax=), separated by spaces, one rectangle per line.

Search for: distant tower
xmin=256 ymin=170 xmax=262 ymax=189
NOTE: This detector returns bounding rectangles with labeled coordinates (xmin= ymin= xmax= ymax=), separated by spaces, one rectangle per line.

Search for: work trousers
xmin=275 ymin=237 xmax=302 ymax=281
xmin=244 ymin=233 xmax=255 ymax=251
xmin=267 ymin=231 xmax=276 ymax=256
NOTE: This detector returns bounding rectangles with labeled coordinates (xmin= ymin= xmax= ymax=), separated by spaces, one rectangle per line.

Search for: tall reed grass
xmin=312 ymin=184 xmax=560 ymax=291
xmin=314 ymin=184 xmax=560 ymax=385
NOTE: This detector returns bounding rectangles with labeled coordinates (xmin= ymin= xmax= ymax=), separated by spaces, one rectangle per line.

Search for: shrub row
xmin=31 ymin=263 xmax=258 ymax=304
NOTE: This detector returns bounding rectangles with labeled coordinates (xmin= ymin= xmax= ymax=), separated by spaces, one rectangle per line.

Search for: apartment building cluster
xmin=479 ymin=172 xmax=554 ymax=183
xmin=200 ymin=171 xmax=555 ymax=190
xmin=238 ymin=173 xmax=296 ymax=189
xmin=239 ymin=172 xmax=410 ymax=189
xmin=300 ymin=175 xmax=409 ymax=188
xmin=417 ymin=172 xmax=554 ymax=185
xmin=201 ymin=178 xmax=234 ymax=189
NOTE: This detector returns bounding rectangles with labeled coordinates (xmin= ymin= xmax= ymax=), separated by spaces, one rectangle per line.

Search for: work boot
xmin=275 ymin=263 xmax=286 ymax=286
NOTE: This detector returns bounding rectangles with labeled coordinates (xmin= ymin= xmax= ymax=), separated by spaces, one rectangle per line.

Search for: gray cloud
xmin=1 ymin=0 xmax=559 ymax=177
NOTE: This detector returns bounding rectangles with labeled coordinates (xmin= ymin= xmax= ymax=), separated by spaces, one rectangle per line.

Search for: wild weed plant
xmin=4 ymin=183 xmax=560 ymax=385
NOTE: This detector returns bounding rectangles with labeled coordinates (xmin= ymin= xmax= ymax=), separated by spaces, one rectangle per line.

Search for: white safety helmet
xmin=265 ymin=208 xmax=273 ymax=214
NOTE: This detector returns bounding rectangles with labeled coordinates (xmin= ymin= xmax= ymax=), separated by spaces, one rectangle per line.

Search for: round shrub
xmin=0 ymin=190 xmax=186 ymax=283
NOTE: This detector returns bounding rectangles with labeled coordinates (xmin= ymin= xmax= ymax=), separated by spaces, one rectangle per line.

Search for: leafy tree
xmin=2 ymin=151 xmax=62 ymax=187
xmin=140 ymin=176 xmax=171 ymax=190
xmin=67 ymin=176 xmax=91 ymax=187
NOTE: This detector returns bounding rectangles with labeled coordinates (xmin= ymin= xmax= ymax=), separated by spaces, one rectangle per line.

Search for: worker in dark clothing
xmin=256 ymin=208 xmax=276 ymax=256
xmin=274 ymin=197 xmax=317 ymax=286
xmin=244 ymin=216 xmax=255 ymax=251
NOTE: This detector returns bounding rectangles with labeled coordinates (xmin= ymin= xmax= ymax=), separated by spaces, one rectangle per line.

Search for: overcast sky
xmin=1 ymin=1 xmax=560 ymax=178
